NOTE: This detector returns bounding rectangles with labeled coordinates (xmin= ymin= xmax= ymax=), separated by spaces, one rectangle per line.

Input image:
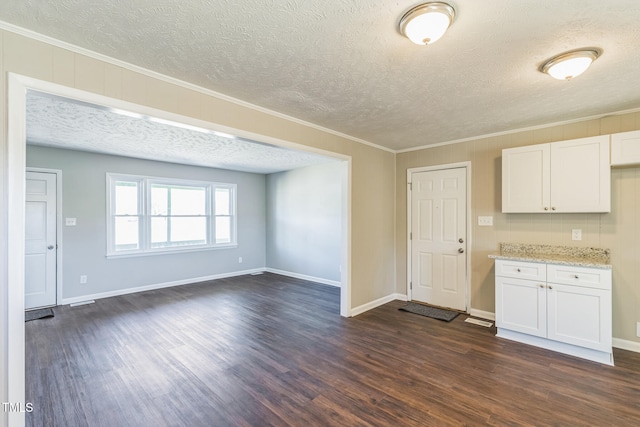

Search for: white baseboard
xmin=264 ymin=268 xmax=341 ymax=288
xmin=497 ymin=328 xmax=614 ymax=366
xmin=469 ymin=309 xmax=495 ymax=321
xmin=613 ymin=337 xmax=640 ymax=353
xmin=61 ymin=268 xmax=264 ymax=305
xmin=394 ymin=293 xmax=408 ymax=302
xmin=351 ymin=293 xmax=402 ymax=317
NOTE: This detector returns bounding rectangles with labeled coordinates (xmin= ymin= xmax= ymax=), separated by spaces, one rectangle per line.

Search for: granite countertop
xmin=488 ymin=243 xmax=611 ymax=269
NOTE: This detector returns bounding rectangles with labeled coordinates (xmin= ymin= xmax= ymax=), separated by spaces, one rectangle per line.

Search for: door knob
xmin=458 ymin=238 xmax=464 ymax=243
xmin=458 ymin=248 xmax=464 ymax=253
xmin=47 ymin=245 xmax=54 ymax=250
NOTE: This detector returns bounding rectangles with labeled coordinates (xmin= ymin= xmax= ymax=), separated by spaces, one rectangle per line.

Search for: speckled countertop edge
xmin=488 ymin=243 xmax=612 ymax=269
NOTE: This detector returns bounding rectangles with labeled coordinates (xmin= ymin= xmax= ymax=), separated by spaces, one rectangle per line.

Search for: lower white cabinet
xmin=495 ymin=259 xmax=613 ymax=365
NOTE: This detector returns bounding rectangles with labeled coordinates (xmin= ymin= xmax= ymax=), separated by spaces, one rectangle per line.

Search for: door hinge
xmin=410 ymin=282 xmax=413 ymax=290
xmin=409 ymin=182 xmax=412 ymax=191
xmin=410 ymin=232 xmax=412 ymax=240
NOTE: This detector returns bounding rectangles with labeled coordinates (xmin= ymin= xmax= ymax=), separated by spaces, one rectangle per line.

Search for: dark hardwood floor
xmin=26 ymin=273 xmax=640 ymax=426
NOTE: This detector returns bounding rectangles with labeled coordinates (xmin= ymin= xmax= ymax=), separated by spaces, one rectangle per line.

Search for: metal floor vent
xmin=464 ymin=317 xmax=493 ymax=328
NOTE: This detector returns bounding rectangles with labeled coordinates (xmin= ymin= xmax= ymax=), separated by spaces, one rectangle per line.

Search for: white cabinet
xmin=502 ymin=135 xmax=610 ymax=213
xmin=495 ymin=259 xmax=613 ymax=365
xmin=496 ymin=275 xmax=546 ymax=337
xmin=611 ymin=130 xmax=640 ymax=166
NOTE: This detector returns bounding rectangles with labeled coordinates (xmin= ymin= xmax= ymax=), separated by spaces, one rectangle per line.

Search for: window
xmin=107 ymin=174 xmax=236 ymax=256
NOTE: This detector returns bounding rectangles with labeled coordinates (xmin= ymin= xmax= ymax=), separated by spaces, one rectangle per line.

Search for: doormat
xmin=25 ymin=308 xmax=54 ymax=322
xmin=399 ymin=302 xmax=459 ymax=322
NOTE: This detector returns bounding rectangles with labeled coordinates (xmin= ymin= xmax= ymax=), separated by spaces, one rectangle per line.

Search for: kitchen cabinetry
xmin=611 ymin=130 xmax=640 ymax=166
xmin=495 ymin=259 xmax=613 ymax=365
xmin=502 ymin=135 xmax=610 ymax=213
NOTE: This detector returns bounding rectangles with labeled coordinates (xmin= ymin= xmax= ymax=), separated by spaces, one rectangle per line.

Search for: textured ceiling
xmin=26 ymin=91 xmax=336 ymax=174
xmin=3 ymin=1 xmax=640 ymax=151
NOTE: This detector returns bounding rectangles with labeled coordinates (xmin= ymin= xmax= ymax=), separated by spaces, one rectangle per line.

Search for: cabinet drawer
xmin=546 ymin=264 xmax=611 ymax=290
xmin=495 ymin=259 xmax=546 ymax=281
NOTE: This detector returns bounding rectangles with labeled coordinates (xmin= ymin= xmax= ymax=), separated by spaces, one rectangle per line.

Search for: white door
xmin=410 ymin=167 xmax=467 ymax=311
xmin=25 ymin=171 xmax=57 ymax=309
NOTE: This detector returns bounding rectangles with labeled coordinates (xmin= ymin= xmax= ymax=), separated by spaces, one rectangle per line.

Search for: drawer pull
xmin=574 ymin=275 xmax=579 ymax=279
xmin=548 ymin=285 xmax=553 ymax=290
xmin=539 ymin=284 xmax=544 ymax=288
xmin=516 ymin=268 xmax=521 ymax=272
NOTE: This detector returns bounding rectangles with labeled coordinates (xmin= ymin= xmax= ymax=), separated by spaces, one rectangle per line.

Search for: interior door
xmin=410 ymin=167 xmax=467 ymax=311
xmin=25 ymin=171 xmax=57 ymax=309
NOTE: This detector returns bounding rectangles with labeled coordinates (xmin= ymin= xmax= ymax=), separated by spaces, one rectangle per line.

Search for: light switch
xmin=478 ymin=216 xmax=493 ymax=226
xmin=65 ymin=218 xmax=77 ymax=226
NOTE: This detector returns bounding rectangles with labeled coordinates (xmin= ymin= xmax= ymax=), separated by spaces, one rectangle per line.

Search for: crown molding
xmin=397 ymin=106 xmax=640 ymax=154
xmin=0 ymin=20 xmax=395 ymax=154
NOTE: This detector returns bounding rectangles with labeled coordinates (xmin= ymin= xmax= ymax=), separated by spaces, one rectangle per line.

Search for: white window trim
xmin=106 ymin=173 xmax=237 ymax=258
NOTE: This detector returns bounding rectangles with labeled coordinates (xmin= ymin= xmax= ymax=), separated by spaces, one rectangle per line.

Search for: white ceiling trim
xmin=3 ymin=18 xmax=639 ymax=157
xmin=397 ymin=105 xmax=640 ymax=154
xmin=0 ymin=19 xmax=395 ymax=154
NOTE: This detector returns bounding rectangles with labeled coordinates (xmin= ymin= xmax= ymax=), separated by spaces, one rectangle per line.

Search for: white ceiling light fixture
xmin=540 ymin=48 xmax=602 ymax=81
xmin=399 ymin=2 xmax=456 ymax=45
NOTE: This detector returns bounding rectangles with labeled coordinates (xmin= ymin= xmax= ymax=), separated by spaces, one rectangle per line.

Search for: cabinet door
xmin=502 ymin=144 xmax=550 ymax=213
xmin=611 ymin=130 xmax=640 ymax=166
xmin=550 ymin=136 xmax=610 ymax=213
xmin=546 ymin=283 xmax=611 ymax=352
xmin=496 ymin=276 xmax=546 ymax=337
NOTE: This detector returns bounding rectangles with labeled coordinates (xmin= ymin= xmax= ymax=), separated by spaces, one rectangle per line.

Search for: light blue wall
xmin=266 ymin=161 xmax=343 ymax=282
xmin=26 ymin=145 xmax=266 ymax=300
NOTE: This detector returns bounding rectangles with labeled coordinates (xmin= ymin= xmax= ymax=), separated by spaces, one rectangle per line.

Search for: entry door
xmin=410 ymin=168 xmax=467 ymax=311
xmin=25 ymin=171 xmax=57 ymax=309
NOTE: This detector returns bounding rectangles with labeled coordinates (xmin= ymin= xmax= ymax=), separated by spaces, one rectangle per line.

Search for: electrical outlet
xmin=80 ymin=275 xmax=87 ymax=284
xmin=65 ymin=218 xmax=77 ymax=226
xmin=572 ymin=229 xmax=582 ymax=241
xmin=238 ymin=257 xmax=243 ymax=263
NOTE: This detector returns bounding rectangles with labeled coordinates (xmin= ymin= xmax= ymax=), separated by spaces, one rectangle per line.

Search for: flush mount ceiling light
xmin=540 ymin=49 xmax=602 ymax=81
xmin=399 ymin=2 xmax=456 ymax=45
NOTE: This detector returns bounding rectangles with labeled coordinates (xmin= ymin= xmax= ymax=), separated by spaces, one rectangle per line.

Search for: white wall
xmin=266 ymin=161 xmax=344 ymax=283
xmin=26 ymin=145 xmax=266 ymax=300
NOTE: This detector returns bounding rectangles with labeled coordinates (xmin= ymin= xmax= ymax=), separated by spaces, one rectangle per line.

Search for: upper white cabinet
xmin=502 ymin=135 xmax=610 ymax=213
xmin=611 ymin=130 xmax=640 ymax=166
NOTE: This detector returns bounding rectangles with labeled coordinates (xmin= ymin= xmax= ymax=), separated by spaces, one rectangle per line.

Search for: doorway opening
xmin=6 ymin=73 xmax=353 ymax=416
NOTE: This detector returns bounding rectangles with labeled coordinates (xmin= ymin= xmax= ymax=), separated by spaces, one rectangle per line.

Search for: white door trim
xmin=26 ymin=167 xmax=63 ymax=307
xmin=407 ymin=161 xmax=472 ymax=312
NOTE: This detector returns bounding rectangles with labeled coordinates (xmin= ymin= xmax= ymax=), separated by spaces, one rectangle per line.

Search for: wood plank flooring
xmin=26 ymin=273 xmax=640 ymax=426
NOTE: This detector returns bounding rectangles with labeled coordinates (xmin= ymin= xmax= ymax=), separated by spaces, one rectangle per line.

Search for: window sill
xmin=106 ymin=244 xmax=238 ymax=259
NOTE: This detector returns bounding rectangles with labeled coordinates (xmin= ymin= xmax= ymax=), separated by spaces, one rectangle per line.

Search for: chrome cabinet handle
xmin=539 ymin=284 xmax=544 ymax=288
xmin=574 ymin=275 xmax=579 ymax=279
xmin=516 ymin=268 xmax=521 ymax=272
xmin=459 ymin=238 xmax=464 ymax=243
xmin=544 ymin=207 xmax=549 ymax=211
xmin=552 ymin=207 xmax=556 ymax=211
xmin=47 ymin=245 xmax=54 ymax=250
xmin=548 ymin=285 xmax=553 ymax=290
